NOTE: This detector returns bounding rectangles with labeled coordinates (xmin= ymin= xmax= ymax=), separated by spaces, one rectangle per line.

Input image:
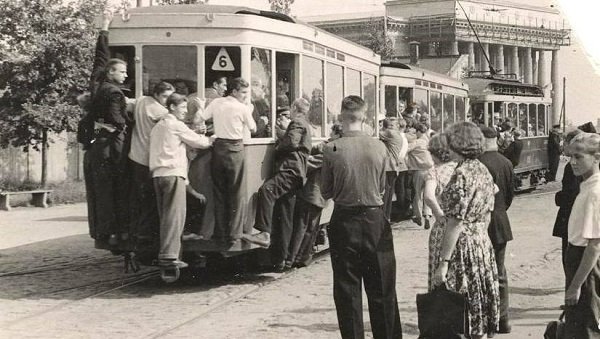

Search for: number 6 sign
xmin=211 ymin=47 xmax=235 ymax=71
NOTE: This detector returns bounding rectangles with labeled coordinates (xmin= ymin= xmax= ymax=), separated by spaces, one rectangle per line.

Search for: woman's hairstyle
xmin=292 ymin=97 xmax=310 ymax=114
xmin=226 ymin=77 xmax=250 ymax=95
xmin=166 ymin=93 xmax=188 ymax=109
xmin=568 ymin=132 xmax=600 ymax=156
xmin=153 ymin=81 xmax=175 ymax=96
xmin=445 ymin=121 xmax=485 ymax=159
xmin=415 ymin=122 xmax=429 ymax=134
xmin=428 ymin=133 xmax=452 ymax=163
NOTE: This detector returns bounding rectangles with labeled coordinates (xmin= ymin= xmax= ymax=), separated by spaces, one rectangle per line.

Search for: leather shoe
xmin=498 ymin=318 xmax=511 ymax=333
xmin=242 ymin=231 xmax=270 ymax=248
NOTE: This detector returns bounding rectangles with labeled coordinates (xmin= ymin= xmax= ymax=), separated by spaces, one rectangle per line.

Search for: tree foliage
xmin=0 ymin=0 xmax=106 ymax=151
xmin=365 ymin=18 xmax=394 ymax=61
xmin=269 ymin=0 xmax=294 ymax=15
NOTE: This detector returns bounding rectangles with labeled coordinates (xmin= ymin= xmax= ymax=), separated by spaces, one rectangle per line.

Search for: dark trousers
xmin=383 ymin=171 xmax=397 ymax=222
xmin=254 ymin=170 xmax=303 ymax=234
xmin=129 ymin=161 xmax=159 ymax=240
xmin=562 ymin=236 xmax=570 ymax=289
xmin=211 ymin=139 xmax=247 ymax=240
xmin=154 ymin=176 xmax=187 ymax=260
xmin=287 ymin=198 xmax=323 ymax=265
xmin=185 ymin=191 xmax=207 ymax=235
xmin=393 ymin=170 xmax=412 ymax=218
xmin=83 ymin=151 xmax=96 ymax=238
xmin=270 ymin=192 xmax=296 ymax=265
xmin=328 ymin=206 xmax=402 ymax=339
xmin=564 ymin=245 xmax=600 ymax=339
xmin=547 ymin=151 xmax=560 ymax=182
xmin=493 ymin=242 xmax=510 ymax=321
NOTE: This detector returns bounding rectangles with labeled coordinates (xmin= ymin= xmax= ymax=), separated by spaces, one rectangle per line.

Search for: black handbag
xmin=416 ymin=284 xmax=466 ymax=339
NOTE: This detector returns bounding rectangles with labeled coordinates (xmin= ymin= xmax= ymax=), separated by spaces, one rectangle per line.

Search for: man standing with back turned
xmin=321 ymin=96 xmax=402 ymax=339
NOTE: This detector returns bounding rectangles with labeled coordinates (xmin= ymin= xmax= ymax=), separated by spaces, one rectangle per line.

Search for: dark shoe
xmin=273 ymin=261 xmax=286 ymax=273
xmin=498 ymin=318 xmax=511 ymax=333
xmin=412 ymin=217 xmax=422 ymax=227
xmin=242 ymin=231 xmax=270 ymax=248
xmin=424 ymin=216 xmax=431 ymax=230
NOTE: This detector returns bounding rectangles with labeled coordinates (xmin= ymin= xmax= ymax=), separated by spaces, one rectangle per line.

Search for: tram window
xmin=471 ymin=102 xmax=484 ymax=125
xmin=109 ymin=46 xmax=136 ymax=98
xmin=346 ymin=68 xmax=361 ymax=96
xmin=250 ymin=47 xmax=273 ymax=138
xmin=302 ymin=56 xmax=325 ymax=137
xmin=537 ymin=104 xmax=547 ymax=135
xmin=528 ymin=104 xmax=538 ymax=136
xmin=442 ymin=93 xmax=454 ymax=130
xmin=142 ymin=46 xmax=197 ymax=97
xmin=492 ymin=101 xmax=505 ymax=128
xmin=205 ymin=46 xmax=241 ymax=102
xmin=363 ymin=73 xmax=377 ymax=136
xmin=384 ymin=86 xmax=398 ymax=117
xmin=487 ymin=102 xmax=494 ymax=127
xmin=519 ymin=103 xmax=528 ymax=136
xmin=413 ymin=88 xmax=428 ymax=117
xmin=455 ymin=96 xmax=466 ymax=122
xmin=326 ymin=63 xmax=344 ymax=130
xmin=398 ymin=87 xmax=412 ymax=114
xmin=276 ymin=52 xmax=295 ymax=108
xmin=507 ymin=103 xmax=518 ymax=131
xmin=430 ymin=92 xmax=442 ymax=132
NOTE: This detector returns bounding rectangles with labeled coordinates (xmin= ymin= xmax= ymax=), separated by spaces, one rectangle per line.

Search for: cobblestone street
xmin=1 ymin=190 xmax=564 ymax=339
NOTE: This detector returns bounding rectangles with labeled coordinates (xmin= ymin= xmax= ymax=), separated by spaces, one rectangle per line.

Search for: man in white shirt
xmin=128 ymin=82 xmax=174 ymax=243
xmin=150 ymin=93 xmax=211 ymax=267
xmin=198 ymin=77 xmax=257 ymax=244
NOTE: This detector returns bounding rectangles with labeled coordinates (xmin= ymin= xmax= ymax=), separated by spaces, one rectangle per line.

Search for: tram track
xmin=0 ymin=256 xmax=121 ymax=278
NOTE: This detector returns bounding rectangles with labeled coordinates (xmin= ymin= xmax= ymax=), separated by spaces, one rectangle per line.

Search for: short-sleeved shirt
xmin=129 ymin=96 xmax=169 ymax=166
xmin=568 ymin=172 xmax=600 ymax=246
xmin=199 ymin=96 xmax=256 ymax=140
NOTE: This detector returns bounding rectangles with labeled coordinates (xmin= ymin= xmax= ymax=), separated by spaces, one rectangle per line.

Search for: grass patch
xmin=0 ymin=179 xmax=86 ymax=207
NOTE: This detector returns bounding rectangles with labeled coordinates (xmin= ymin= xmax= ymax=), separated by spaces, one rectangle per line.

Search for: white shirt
xmin=129 ymin=96 xmax=168 ymax=166
xmin=568 ymin=172 xmax=600 ymax=246
xmin=199 ymin=96 xmax=256 ymax=140
xmin=149 ymin=114 xmax=211 ymax=180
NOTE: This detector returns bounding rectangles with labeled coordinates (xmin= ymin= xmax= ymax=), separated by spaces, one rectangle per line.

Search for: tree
xmin=365 ymin=18 xmax=394 ymax=61
xmin=268 ymin=0 xmax=294 ymax=15
xmin=0 ymin=0 xmax=105 ymax=186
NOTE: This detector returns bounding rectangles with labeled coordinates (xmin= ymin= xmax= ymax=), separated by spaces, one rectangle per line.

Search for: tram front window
xmin=109 ymin=46 xmax=136 ymax=98
xmin=455 ymin=96 xmax=466 ymax=122
xmin=506 ymin=103 xmax=518 ymax=131
xmin=471 ymin=102 xmax=484 ymax=125
xmin=398 ymin=87 xmax=412 ymax=115
xmin=347 ymin=69 xmax=361 ymax=96
xmin=142 ymin=46 xmax=197 ymax=97
xmin=443 ymin=93 xmax=454 ymax=131
xmin=519 ymin=103 xmax=528 ymax=136
xmin=363 ymin=73 xmax=377 ymax=135
xmin=538 ymin=104 xmax=547 ymax=135
xmin=302 ymin=56 xmax=325 ymax=137
xmin=413 ymin=88 xmax=428 ymax=118
xmin=326 ymin=63 xmax=344 ymax=131
xmin=430 ymin=91 xmax=442 ymax=132
xmin=528 ymin=104 xmax=538 ymax=136
xmin=250 ymin=47 xmax=273 ymax=138
xmin=493 ymin=101 xmax=505 ymax=128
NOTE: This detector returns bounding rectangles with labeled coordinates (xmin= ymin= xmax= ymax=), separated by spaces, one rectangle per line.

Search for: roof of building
xmin=301 ymin=11 xmax=385 ymax=24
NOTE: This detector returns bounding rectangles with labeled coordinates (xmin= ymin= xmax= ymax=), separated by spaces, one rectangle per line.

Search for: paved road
xmin=0 ymin=191 xmax=564 ymax=338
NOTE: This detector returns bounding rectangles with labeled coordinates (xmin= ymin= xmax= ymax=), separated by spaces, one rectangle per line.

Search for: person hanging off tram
xmin=83 ymin=10 xmax=134 ymax=248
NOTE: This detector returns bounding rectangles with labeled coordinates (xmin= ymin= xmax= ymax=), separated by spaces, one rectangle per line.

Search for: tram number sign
xmin=211 ymin=47 xmax=235 ymax=71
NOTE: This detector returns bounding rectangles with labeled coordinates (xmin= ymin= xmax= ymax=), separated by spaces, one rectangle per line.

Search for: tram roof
xmin=128 ymin=4 xmax=294 ymax=22
xmin=380 ymin=61 xmax=469 ymax=91
xmin=464 ymin=77 xmax=544 ymax=97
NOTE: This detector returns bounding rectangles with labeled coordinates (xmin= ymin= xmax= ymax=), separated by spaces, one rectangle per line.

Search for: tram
xmin=464 ymin=74 xmax=551 ymax=190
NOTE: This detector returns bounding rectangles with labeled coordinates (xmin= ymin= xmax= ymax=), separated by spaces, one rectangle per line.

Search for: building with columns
xmin=305 ymin=0 xmax=570 ymax=125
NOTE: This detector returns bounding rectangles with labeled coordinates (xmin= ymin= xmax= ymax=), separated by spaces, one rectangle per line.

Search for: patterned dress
xmin=439 ymin=159 xmax=500 ymax=336
xmin=426 ymin=160 xmax=458 ymax=291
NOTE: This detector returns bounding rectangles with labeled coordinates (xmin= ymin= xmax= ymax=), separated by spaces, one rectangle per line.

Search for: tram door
xmin=276 ymin=52 xmax=297 ymax=109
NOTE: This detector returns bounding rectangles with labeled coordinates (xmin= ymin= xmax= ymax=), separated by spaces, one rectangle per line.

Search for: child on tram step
xmin=149 ymin=93 xmax=212 ymax=267
xmin=563 ymin=132 xmax=600 ymax=338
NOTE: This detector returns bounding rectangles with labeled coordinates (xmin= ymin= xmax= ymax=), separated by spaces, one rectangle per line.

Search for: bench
xmin=0 ymin=190 xmax=53 ymax=211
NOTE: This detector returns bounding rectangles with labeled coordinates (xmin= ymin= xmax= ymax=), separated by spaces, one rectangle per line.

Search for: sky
xmin=114 ymin=0 xmax=600 ymax=125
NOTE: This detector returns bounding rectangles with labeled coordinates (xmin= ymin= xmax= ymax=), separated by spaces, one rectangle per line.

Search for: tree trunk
xmin=41 ymin=129 xmax=48 ymax=187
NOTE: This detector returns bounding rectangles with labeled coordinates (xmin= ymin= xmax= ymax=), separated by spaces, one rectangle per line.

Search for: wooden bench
xmin=0 ymin=190 xmax=53 ymax=211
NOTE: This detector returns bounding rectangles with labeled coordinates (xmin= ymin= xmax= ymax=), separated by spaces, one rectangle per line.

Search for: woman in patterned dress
xmin=424 ymin=133 xmax=458 ymax=291
xmin=432 ymin=122 xmax=500 ymax=338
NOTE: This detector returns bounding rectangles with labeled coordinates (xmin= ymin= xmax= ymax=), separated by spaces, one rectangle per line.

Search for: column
xmin=551 ymin=49 xmax=561 ymax=125
xmin=495 ymin=44 xmax=504 ymax=73
xmin=467 ymin=42 xmax=475 ymax=70
xmin=532 ymin=50 xmax=538 ymax=85
xmin=510 ymin=46 xmax=520 ymax=79
xmin=480 ymin=43 xmax=490 ymax=72
xmin=538 ymin=50 xmax=548 ymax=88
xmin=449 ymin=41 xmax=459 ymax=56
xmin=523 ymin=47 xmax=533 ymax=84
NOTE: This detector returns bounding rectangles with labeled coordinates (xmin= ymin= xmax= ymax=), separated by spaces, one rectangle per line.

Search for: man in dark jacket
xmin=546 ymin=124 xmax=563 ymax=182
xmin=502 ymin=129 xmax=524 ymax=168
xmin=479 ymin=126 xmax=515 ymax=334
xmin=244 ymin=98 xmax=313 ymax=254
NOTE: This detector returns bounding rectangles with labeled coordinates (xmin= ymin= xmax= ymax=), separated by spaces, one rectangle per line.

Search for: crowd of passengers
xmin=78 ymin=11 xmax=600 ymax=339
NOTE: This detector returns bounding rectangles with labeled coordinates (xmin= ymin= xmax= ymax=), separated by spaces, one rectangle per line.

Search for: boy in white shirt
xmin=149 ymin=93 xmax=212 ymax=268
xmin=564 ymin=132 xmax=600 ymax=338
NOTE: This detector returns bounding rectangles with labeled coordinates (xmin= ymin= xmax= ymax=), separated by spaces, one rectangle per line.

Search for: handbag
xmin=544 ymin=311 xmax=565 ymax=339
xmin=416 ymin=284 xmax=466 ymax=339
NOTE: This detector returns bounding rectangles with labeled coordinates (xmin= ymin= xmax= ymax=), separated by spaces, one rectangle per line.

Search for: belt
xmin=334 ymin=204 xmax=383 ymax=211
xmin=214 ymin=138 xmax=243 ymax=143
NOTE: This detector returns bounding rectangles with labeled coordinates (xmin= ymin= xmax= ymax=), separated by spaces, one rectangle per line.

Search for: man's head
xmin=166 ymin=93 xmax=188 ymax=121
xmin=479 ymin=125 xmax=499 ymax=151
xmin=105 ymin=59 xmax=127 ymax=84
xmin=382 ymin=117 xmax=399 ymax=131
xmin=212 ymin=76 xmax=228 ymax=96
xmin=173 ymin=80 xmax=189 ymax=95
xmin=340 ymin=96 xmax=367 ymax=125
xmin=415 ymin=122 xmax=428 ymax=137
xmin=397 ymin=118 xmax=407 ymax=132
xmin=291 ymin=98 xmax=310 ymax=119
xmin=227 ymin=77 xmax=250 ymax=103
xmin=152 ymin=81 xmax=175 ymax=106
